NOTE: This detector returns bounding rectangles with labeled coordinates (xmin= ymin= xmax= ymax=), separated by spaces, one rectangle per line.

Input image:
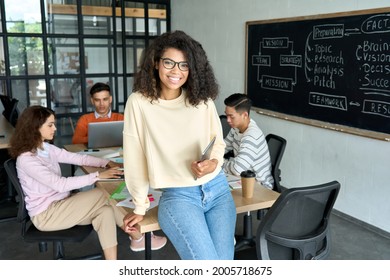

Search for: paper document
xmin=110 ymin=182 xmax=129 ymax=200
xmin=110 ymin=182 xmax=161 ymax=209
xmin=229 ymin=180 xmax=242 ymax=190
xmin=226 ymin=173 xmax=240 ymax=182
xmin=225 ymin=173 xmax=241 ymax=190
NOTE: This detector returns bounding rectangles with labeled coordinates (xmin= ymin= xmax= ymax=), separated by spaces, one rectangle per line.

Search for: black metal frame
xmin=0 ymin=0 xmax=171 ymax=135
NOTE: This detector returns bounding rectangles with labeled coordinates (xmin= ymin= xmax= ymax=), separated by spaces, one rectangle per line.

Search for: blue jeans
xmin=158 ymin=171 xmax=236 ymax=260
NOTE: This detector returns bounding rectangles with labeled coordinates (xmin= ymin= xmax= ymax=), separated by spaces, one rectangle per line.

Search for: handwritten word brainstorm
xmin=248 ymin=11 xmax=390 ymax=128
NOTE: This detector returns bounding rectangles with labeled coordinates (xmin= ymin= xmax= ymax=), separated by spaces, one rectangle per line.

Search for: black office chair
xmin=0 ymin=193 xmax=18 ymax=222
xmin=3 ymin=158 xmax=102 ymax=260
xmin=0 ymin=186 xmax=18 ymax=222
xmin=219 ymin=115 xmax=231 ymax=139
xmin=235 ymin=180 xmax=340 ymax=260
xmin=265 ymin=134 xmax=287 ymax=193
xmin=220 ymin=115 xmax=235 ymax=159
xmin=1 ymin=96 xmax=19 ymax=127
xmin=0 ymin=150 xmax=18 ymax=223
xmin=256 ymin=133 xmax=287 ymax=219
xmin=235 ymin=133 xmax=287 ymax=251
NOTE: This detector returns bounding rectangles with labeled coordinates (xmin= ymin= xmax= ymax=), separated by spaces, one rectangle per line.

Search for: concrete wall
xmin=171 ymin=0 xmax=390 ymax=233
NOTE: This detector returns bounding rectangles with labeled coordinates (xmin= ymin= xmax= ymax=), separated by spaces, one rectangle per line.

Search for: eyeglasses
xmin=160 ymin=58 xmax=189 ymax=71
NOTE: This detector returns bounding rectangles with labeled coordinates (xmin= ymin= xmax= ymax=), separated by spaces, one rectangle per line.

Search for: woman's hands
xmin=98 ymin=167 xmax=124 ymax=179
xmin=106 ymin=160 xmax=123 ymax=168
xmin=96 ymin=161 xmax=124 ymax=179
xmin=191 ymin=158 xmax=218 ymax=179
xmin=123 ymin=212 xmax=144 ymax=234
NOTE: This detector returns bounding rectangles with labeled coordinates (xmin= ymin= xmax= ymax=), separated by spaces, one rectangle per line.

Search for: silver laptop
xmin=88 ymin=121 xmax=124 ymax=149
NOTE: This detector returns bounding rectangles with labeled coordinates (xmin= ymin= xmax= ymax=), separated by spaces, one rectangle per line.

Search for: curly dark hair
xmin=133 ymin=30 xmax=219 ymax=106
xmin=8 ymin=106 xmax=55 ymax=158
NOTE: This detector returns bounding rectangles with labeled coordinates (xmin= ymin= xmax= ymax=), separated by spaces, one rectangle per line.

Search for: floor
xmin=0 ymin=135 xmax=390 ymax=260
xmin=1 ymin=209 xmax=390 ymax=260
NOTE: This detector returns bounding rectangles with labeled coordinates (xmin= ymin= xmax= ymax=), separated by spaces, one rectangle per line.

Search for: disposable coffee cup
xmin=240 ymin=170 xmax=256 ymax=198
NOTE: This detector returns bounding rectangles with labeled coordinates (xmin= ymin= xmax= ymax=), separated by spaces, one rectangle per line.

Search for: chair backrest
xmin=4 ymin=158 xmax=101 ymax=260
xmin=52 ymin=80 xmax=74 ymax=105
xmin=1 ymin=96 xmax=19 ymax=127
xmin=266 ymin=134 xmax=287 ymax=193
xmin=219 ymin=115 xmax=231 ymax=139
xmin=3 ymin=159 xmax=30 ymax=228
xmin=256 ymin=180 xmax=340 ymax=260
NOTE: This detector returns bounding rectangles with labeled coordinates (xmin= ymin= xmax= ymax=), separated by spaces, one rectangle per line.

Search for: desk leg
xmin=144 ymin=232 xmax=152 ymax=260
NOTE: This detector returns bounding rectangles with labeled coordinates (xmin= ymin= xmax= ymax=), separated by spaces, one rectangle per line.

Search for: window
xmin=0 ymin=0 xmax=170 ymax=135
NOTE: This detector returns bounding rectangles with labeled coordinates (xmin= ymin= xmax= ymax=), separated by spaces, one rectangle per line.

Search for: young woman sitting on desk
xmin=8 ymin=106 xmax=166 ymax=259
xmin=122 ymin=30 xmax=236 ymax=260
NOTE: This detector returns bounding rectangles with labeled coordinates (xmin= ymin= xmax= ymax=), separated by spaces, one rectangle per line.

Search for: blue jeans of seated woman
xmin=158 ymin=170 xmax=236 ymax=260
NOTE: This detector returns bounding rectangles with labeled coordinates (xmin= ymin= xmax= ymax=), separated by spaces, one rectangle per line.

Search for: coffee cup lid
xmin=240 ymin=170 xmax=256 ymax=178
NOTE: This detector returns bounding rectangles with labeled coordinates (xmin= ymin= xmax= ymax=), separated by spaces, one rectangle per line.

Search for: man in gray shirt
xmin=223 ymin=93 xmax=274 ymax=189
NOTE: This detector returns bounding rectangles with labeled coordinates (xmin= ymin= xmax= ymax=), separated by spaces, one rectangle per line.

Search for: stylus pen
xmin=84 ymin=149 xmax=100 ymax=152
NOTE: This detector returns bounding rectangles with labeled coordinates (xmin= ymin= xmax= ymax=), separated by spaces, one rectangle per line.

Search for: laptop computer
xmin=88 ymin=121 xmax=124 ymax=149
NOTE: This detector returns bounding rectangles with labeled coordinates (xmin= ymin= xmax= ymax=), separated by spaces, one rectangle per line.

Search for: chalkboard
xmin=246 ymin=8 xmax=390 ymax=140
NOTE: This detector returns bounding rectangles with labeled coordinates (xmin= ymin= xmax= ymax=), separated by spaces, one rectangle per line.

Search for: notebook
xmin=88 ymin=121 xmax=124 ymax=149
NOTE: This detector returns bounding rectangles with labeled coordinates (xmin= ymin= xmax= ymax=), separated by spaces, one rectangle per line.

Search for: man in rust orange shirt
xmin=72 ymin=82 xmax=124 ymax=145
xmin=72 ymin=83 xmax=167 ymax=251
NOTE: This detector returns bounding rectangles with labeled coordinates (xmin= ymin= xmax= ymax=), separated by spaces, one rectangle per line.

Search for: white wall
xmin=171 ymin=0 xmax=390 ymax=233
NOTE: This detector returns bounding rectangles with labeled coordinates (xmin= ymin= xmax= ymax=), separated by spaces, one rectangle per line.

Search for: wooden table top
xmin=93 ymin=171 xmax=279 ymax=234
xmin=66 ymin=144 xmax=280 ymax=234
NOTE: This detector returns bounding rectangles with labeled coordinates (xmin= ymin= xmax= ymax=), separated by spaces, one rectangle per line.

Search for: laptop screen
xmin=87 ymin=121 xmax=124 ymax=149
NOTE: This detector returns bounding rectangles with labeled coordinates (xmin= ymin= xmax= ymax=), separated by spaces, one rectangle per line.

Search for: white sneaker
xmin=130 ymin=232 xmax=167 ymax=252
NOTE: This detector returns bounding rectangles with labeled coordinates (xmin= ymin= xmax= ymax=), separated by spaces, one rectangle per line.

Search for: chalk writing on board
xmin=247 ymin=9 xmax=390 ymax=135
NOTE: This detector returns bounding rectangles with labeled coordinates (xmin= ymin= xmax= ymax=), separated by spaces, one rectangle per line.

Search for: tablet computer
xmin=199 ymin=136 xmax=216 ymax=162
xmin=194 ymin=136 xmax=216 ymax=180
